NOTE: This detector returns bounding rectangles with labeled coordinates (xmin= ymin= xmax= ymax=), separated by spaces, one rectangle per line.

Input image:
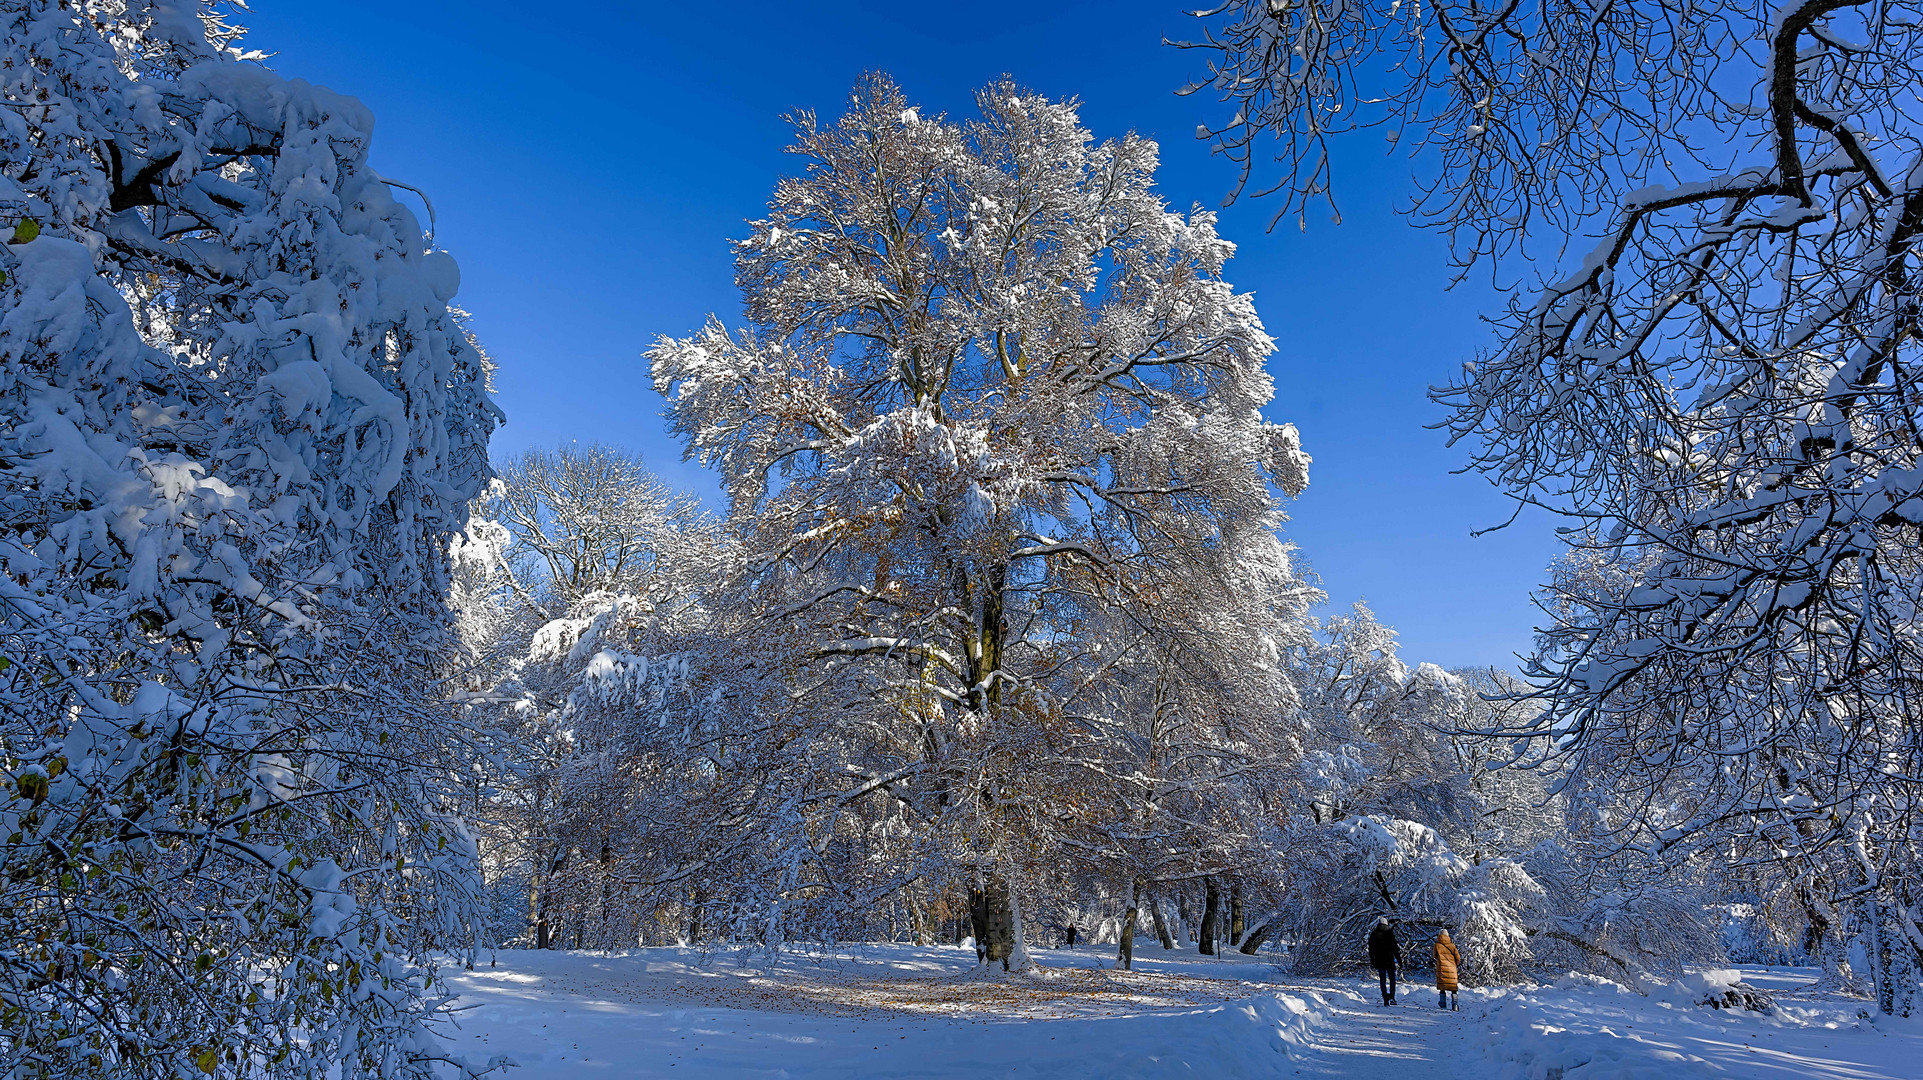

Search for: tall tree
xmin=650 ymin=75 xmax=1309 ymax=968
xmin=1053 ymin=527 xmax=1316 ymax=969
xmin=0 ymin=3 xmax=499 ymax=1075
xmin=450 ymin=445 xmax=732 ymax=950
xmin=1187 ymin=0 xmax=1923 ymax=1013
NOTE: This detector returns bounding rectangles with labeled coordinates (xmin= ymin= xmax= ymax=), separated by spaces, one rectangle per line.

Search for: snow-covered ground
xmin=433 ymin=946 xmax=1921 ymax=1078
xmin=1472 ymin=966 xmax=1922 ymax=1080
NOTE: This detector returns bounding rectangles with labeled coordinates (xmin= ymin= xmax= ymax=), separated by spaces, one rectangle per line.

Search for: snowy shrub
xmin=0 ymin=4 xmax=498 ymax=1077
xmin=1673 ymin=970 xmax=1775 ymax=1013
xmin=1522 ymin=843 xmax=1725 ymax=987
xmin=1280 ymin=814 xmax=1542 ymax=983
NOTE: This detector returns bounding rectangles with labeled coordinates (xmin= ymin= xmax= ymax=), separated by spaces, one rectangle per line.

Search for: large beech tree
xmin=650 ymin=75 xmax=1309 ymax=968
xmin=1189 ymin=0 xmax=1923 ymax=1011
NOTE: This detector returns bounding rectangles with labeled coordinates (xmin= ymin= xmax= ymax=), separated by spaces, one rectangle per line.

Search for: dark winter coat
xmin=1366 ymin=923 xmax=1398 ymax=971
xmin=1433 ymin=934 xmax=1460 ymax=991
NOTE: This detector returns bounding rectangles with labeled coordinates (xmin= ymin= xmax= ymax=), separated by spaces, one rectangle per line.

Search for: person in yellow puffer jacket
xmin=1433 ymin=929 xmax=1461 ymax=1011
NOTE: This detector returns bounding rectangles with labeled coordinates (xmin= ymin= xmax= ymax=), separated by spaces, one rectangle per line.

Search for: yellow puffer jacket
xmin=1433 ymin=935 xmax=1460 ymax=991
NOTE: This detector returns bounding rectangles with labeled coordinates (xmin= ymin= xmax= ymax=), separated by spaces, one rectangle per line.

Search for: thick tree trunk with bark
xmin=1198 ymin=878 xmax=1221 ymax=955
xmin=1150 ymin=895 xmax=1176 ymax=950
xmin=1797 ymin=886 xmax=1859 ymax=993
xmin=1230 ymin=883 xmax=1245 ymax=947
xmin=907 ymin=891 xmax=930 ymax=946
xmin=960 ymin=564 xmax=1009 ymax=715
xmin=1802 ymin=890 xmax=1831 ymax=959
xmin=1119 ymin=877 xmax=1144 ymax=970
xmin=969 ymin=872 xmax=1018 ymax=970
xmin=530 ymin=846 xmax=565 ymax=950
xmin=956 ymin=564 xmax=1034 ymax=974
xmin=1862 ymin=897 xmax=1920 ymax=1017
xmin=687 ymin=886 xmax=707 ymax=945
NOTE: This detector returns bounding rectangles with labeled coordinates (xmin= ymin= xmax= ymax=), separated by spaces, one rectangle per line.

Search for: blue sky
xmin=244 ymin=0 xmax=1562 ymax=669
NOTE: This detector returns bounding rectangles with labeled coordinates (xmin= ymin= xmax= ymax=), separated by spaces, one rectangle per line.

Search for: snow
xmin=438 ymin=946 xmax=1341 ymax=1077
xmin=1473 ymin=967 xmax=1923 ymax=1080
xmin=432 ymin=949 xmax=1923 ymax=1079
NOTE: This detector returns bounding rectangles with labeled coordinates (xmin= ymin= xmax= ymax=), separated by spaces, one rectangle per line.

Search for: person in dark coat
xmin=1366 ymin=917 xmax=1399 ymax=1005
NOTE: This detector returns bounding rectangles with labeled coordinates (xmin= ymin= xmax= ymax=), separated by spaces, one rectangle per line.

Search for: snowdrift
xmin=1474 ymin=970 xmax=1917 ymax=1080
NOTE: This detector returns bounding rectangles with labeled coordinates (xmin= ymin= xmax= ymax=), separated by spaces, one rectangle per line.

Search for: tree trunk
xmin=1799 ymin=886 xmax=1859 ymax=993
xmin=529 ymin=875 xmax=549 ymax=951
xmin=596 ymin=836 xmax=614 ymax=948
xmin=1198 ymin=878 xmax=1221 ymax=955
xmin=1150 ymin=895 xmax=1176 ymax=950
xmin=907 ymin=890 xmax=930 ymax=946
xmin=1802 ymin=890 xmax=1831 ymax=959
xmin=687 ymin=886 xmax=706 ymax=945
xmin=967 ymin=886 xmax=990 ymax=963
xmin=957 ymin=561 xmax=1031 ymax=975
xmin=1230 ymin=883 xmax=1245 ymax=947
xmin=1863 ymin=896 xmax=1919 ymax=1017
xmin=1240 ymin=918 xmax=1280 ymax=955
xmin=530 ymin=846 xmax=565 ymax=950
xmin=960 ymin=564 xmax=1009 ymax=714
xmin=1120 ymin=877 xmax=1144 ymax=971
xmin=969 ymin=872 xmax=1018 ymax=970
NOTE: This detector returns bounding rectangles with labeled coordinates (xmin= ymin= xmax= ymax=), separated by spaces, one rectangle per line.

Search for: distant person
xmin=1366 ymin=917 xmax=1399 ymax=1005
xmin=1433 ymin=929 xmax=1461 ymax=1011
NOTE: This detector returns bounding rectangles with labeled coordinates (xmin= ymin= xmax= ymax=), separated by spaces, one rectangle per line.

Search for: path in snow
xmin=1286 ymin=990 xmax=1477 ymax=1078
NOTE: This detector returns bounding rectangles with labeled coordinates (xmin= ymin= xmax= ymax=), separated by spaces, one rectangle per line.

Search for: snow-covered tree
xmin=0 ymin=4 xmax=499 ymax=1075
xmin=1292 ymin=605 xmax=1479 ymax=831
xmin=1280 ymin=814 xmax=1544 ymax=983
xmin=649 ymin=75 xmax=1310 ymax=969
xmin=486 ymin=445 xmax=715 ymax=614
xmin=448 ymin=445 xmax=734 ymax=950
xmin=1052 ymin=527 xmax=1318 ymax=968
xmin=1187 ymin=0 xmax=1923 ymax=1012
xmin=1258 ymin=610 xmax=1580 ymax=978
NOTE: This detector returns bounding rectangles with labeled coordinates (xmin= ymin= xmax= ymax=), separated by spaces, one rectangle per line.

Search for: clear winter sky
xmin=245 ymin=0 xmax=1564 ymax=669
